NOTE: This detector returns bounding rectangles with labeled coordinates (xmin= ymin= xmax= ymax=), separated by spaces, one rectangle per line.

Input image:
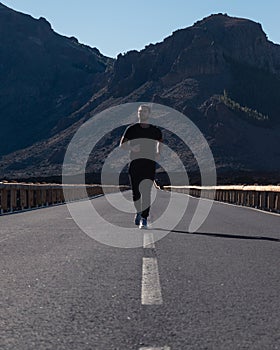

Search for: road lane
xmin=1 ymin=204 xmax=145 ymax=349
xmin=140 ymin=190 xmax=280 ymax=349
xmin=1 ymin=190 xmax=279 ymax=349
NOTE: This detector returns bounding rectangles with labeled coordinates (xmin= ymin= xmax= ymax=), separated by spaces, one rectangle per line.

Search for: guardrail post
xmin=57 ymin=188 xmax=62 ymax=203
xmin=20 ymin=188 xmax=27 ymax=210
xmin=36 ymin=188 xmax=42 ymax=207
xmin=241 ymin=190 xmax=245 ymax=206
xmin=0 ymin=188 xmax=2 ymax=214
xmin=52 ymin=189 xmax=57 ymax=204
xmin=246 ymin=191 xmax=250 ymax=206
xmin=275 ymin=192 xmax=280 ymax=212
xmin=27 ymin=188 xmax=31 ymax=208
xmin=30 ymin=188 xmax=35 ymax=208
xmin=7 ymin=189 xmax=11 ymax=212
xmin=230 ymin=190 xmax=235 ymax=203
xmin=1 ymin=188 xmax=8 ymax=213
xmin=251 ymin=191 xmax=256 ymax=208
xmin=10 ymin=188 xmax=17 ymax=212
xmin=259 ymin=191 xmax=266 ymax=210
xmin=267 ymin=192 xmax=275 ymax=212
xmin=41 ymin=188 xmax=46 ymax=206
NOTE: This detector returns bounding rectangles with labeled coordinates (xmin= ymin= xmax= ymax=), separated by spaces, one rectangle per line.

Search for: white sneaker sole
xmin=139 ymin=224 xmax=148 ymax=229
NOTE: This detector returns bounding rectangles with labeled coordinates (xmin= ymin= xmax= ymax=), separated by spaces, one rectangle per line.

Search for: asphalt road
xmin=1 ymin=190 xmax=279 ymax=350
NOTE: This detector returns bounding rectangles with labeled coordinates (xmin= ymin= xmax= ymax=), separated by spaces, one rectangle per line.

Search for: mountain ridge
xmin=0 ymin=2 xmax=112 ymax=155
xmin=0 ymin=5 xmax=280 ymax=183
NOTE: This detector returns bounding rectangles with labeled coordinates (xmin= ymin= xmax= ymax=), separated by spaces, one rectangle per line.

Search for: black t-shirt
xmin=122 ymin=123 xmax=163 ymax=161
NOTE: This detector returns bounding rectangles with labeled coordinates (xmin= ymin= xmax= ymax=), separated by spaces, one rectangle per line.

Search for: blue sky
xmin=2 ymin=0 xmax=280 ymax=57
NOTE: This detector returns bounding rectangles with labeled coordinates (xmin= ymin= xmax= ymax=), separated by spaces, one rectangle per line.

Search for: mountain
xmin=0 ymin=2 xmax=112 ymax=155
xmin=0 ymin=5 xmax=280 ymax=184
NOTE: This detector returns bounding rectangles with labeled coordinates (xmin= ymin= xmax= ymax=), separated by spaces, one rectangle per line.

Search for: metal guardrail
xmin=2 ymin=182 xmax=279 ymax=215
xmin=0 ymin=182 xmax=129 ymax=214
xmin=162 ymin=185 xmax=280 ymax=213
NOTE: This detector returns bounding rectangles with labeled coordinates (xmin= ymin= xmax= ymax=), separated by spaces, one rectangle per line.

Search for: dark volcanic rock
xmin=1 ymin=8 xmax=280 ymax=183
xmin=0 ymin=2 xmax=112 ymax=155
xmin=108 ymin=14 xmax=280 ymax=108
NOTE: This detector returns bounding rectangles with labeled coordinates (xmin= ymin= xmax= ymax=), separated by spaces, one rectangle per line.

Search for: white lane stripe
xmin=143 ymin=232 xmax=155 ymax=249
xmin=139 ymin=347 xmax=171 ymax=350
xmin=141 ymin=257 xmax=163 ymax=305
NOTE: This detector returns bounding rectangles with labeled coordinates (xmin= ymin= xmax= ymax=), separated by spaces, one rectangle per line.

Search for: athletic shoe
xmin=134 ymin=213 xmax=141 ymax=226
xmin=139 ymin=218 xmax=148 ymax=229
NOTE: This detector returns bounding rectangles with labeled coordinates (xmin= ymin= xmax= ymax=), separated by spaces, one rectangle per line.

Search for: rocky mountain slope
xmin=0 ymin=2 xmax=112 ymax=155
xmin=0 ymin=4 xmax=280 ymax=183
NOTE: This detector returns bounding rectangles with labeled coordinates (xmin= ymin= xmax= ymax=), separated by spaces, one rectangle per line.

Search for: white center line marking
xmin=143 ymin=232 xmax=155 ymax=249
xmin=141 ymin=257 xmax=163 ymax=305
xmin=139 ymin=346 xmax=171 ymax=350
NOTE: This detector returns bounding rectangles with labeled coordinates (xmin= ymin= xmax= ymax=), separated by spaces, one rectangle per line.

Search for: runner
xmin=120 ymin=105 xmax=163 ymax=228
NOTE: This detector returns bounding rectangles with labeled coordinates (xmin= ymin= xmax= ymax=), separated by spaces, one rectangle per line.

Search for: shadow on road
xmin=152 ymin=228 xmax=280 ymax=243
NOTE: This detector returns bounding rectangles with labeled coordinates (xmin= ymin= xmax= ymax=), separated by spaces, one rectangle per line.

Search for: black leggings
xmin=128 ymin=160 xmax=156 ymax=219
